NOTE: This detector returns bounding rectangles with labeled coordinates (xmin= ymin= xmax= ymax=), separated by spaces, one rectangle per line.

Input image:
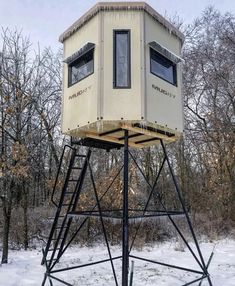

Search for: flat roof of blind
xmin=59 ymin=2 xmax=184 ymax=43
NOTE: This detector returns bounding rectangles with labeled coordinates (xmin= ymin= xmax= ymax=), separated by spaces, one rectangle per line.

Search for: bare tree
xmin=182 ymin=7 xmax=235 ymax=223
xmin=0 ymin=28 xmax=63 ymax=262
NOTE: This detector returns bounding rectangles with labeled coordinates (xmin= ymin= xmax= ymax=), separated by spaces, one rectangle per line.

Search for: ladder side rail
xmin=51 ymin=150 xmax=92 ymax=269
xmin=41 ymin=145 xmax=74 ymax=265
xmin=71 ymin=150 xmax=91 ymax=212
xmin=60 ymin=149 xmax=91 ymax=217
xmin=42 ymin=147 xmax=76 ymax=265
xmin=46 ymin=148 xmax=77 ymax=266
xmin=51 ymin=145 xmax=75 ymax=207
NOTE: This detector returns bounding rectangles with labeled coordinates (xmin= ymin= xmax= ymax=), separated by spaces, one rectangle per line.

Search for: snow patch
xmin=0 ymin=239 xmax=235 ymax=285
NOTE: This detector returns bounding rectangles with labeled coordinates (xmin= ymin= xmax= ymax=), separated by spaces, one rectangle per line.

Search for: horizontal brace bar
xmin=69 ymin=209 xmax=183 ymax=214
xmin=122 ymin=123 xmax=175 ymax=142
xmin=135 ymin=137 xmax=160 ymax=144
xmin=118 ymin=133 xmax=143 ymax=141
xmin=85 ymin=131 xmax=144 ymax=148
xmin=129 ymin=255 xmax=204 ymax=275
xmin=50 ymin=255 xmax=122 ymax=273
xmin=67 ymin=213 xmax=122 ymax=219
xmin=128 ymin=209 xmax=184 ymax=213
xmin=99 ymin=128 xmax=123 ymax=136
xmin=129 ymin=212 xmax=185 ymax=219
xmin=71 ymin=209 xmax=123 ymax=214
xmin=68 ymin=212 xmax=185 ymax=219
xmin=133 ymin=123 xmax=175 ymax=137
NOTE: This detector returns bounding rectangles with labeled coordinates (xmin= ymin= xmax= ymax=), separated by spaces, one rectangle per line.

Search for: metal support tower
xmin=41 ymin=131 xmax=213 ymax=286
xmin=122 ymin=130 xmax=129 ymax=286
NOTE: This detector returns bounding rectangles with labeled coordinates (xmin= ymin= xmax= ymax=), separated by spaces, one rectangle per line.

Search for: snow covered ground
xmin=0 ymin=239 xmax=235 ymax=285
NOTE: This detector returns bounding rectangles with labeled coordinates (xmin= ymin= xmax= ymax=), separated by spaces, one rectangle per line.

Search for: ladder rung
xmin=55 ymin=225 xmax=67 ymax=229
xmin=55 ymin=226 xmax=63 ymax=229
xmin=75 ymin=154 xmax=86 ymax=158
xmin=48 ymin=248 xmax=60 ymax=251
xmin=72 ymin=167 xmax=82 ymax=170
xmin=46 ymin=259 xmax=57 ymax=262
xmin=68 ymin=179 xmax=78 ymax=182
xmin=48 ymin=215 xmax=64 ymax=220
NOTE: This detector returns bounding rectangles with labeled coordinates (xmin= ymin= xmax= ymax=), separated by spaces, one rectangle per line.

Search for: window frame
xmin=68 ymin=47 xmax=94 ymax=87
xmin=150 ymin=47 xmax=177 ymax=87
xmin=113 ymin=29 xmax=131 ymax=89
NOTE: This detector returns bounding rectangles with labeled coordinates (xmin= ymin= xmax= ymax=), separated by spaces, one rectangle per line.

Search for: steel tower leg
xmin=122 ymin=130 xmax=129 ymax=286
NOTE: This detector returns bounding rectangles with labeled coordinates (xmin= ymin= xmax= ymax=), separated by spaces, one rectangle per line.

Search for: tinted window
xmin=150 ymin=48 xmax=177 ymax=86
xmin=68 ymin=49 xmax=94 ymax=86
xmin=114 ymin=30 xmax=131 ymax=88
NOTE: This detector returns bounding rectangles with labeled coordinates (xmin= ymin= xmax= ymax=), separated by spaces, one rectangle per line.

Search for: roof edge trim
xmin=59 ymin=2 xmax=184 ymax=43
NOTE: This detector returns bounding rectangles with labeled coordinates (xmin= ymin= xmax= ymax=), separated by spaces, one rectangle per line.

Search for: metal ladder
xmin=41 ymin=145 xmax=91 ymax=270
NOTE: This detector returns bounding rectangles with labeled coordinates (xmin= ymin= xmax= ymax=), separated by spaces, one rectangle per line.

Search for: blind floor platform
xmin=70 ymin=122 xmax=178 ymax=149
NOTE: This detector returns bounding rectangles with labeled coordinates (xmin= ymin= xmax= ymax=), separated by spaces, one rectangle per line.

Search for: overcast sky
xmin=0 ymin=0 xmax=235 ymax=50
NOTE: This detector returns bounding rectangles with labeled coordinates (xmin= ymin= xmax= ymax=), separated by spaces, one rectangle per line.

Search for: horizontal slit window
xmin=150 ymin=48 xmax=177 ymax=86
xmin=68 ymin=48 xmax=94 ymax=87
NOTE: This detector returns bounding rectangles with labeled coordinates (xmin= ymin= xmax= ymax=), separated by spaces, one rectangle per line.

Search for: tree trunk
xmin=2 ymin=211 xmax=10 ymax=263
xmin=1 ymin=180 xmax=14 ymax=264
xmin=22 ymin=181 xmax=29 ymax=250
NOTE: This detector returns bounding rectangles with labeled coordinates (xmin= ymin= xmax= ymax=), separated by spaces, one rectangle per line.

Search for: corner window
xmin=68 ymin=48 xmax=94 ymax=87
xmin=150 ymin=48 xmax=177 ymax=86
xmin=113 ymin=30 xmax=131 ymax=88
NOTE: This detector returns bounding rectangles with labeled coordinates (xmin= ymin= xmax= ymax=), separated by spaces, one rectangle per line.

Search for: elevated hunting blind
xmin=60 ymin=2 xmax=184 ymax=148
xmin=42 ymin=3 xmax=213 ymax=286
